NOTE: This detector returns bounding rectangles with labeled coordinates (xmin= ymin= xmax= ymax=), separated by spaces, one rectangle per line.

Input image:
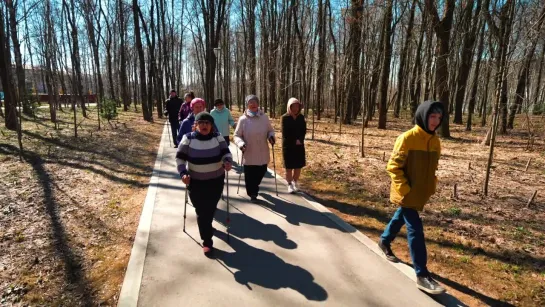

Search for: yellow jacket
xmin=386 ymin=125 xmax=441 ymax=211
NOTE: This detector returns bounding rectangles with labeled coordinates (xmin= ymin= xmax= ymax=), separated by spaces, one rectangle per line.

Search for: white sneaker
xmin=293 ymin=181 xmax=299 ymax=192
xmin=288 ymin=183 xmax=295 ymax=194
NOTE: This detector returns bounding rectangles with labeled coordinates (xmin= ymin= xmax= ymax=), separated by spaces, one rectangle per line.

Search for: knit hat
xmin=194 ymin=112 xmax=214 ymax=125
xmin=170 ymin=89 xmax=176 ymax=94
xmin=190 ymin=98 xmax=205 ymax=109
xmin=214 ymin=99 xmax=225 ymax=106
xmin=245 ymin=95 xmax=259 ymax=105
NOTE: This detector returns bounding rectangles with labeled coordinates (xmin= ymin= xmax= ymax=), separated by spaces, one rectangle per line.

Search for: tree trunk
xmin=0 ymin=7 xmax=18 ymax=130
xmin=7 ymin=0 xmax=31 ymax=115
xmin=508 ymin=4 xmax=545 ymax=128
xmin=315 ymin=0 xmax=327 ymax=120
xmin=377 ymin=0 xmax=393 ymax=129
xmin=394 ymin=0 xmax=416 ymax=118
xmin=426 ymin=0 xmax=455 ymax=138
xmin=119 ymin=0 xmax=130 ymax=111
xmin=344 ymin=0 xmax=363 ymax=124
xmin=531 ymin=41 xmax=545 ymax=114
xmin=133 ymin=0 xmax=151 ymax=120
xmin=454 ymin=0 xmax=482 ymax=124
xmin=63 ymin=0 xmax=86 ymax=119
xmin=466 ymin=21 xmax=486 ymax=131
xmin=410 ymin=10 xmax=426 ymax=117
xmin=83 ymin=0 xmax=104 ymax=129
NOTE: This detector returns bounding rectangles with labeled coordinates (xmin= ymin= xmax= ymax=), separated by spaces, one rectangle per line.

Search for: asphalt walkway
xmin=118 ymin=122 xmax=452 ymax=307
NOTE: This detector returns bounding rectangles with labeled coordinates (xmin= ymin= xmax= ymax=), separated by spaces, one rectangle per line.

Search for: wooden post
xmin=453 ymin=183 xmax=458 ymax=199
xmin=468 ymin=162 xmax=471 ymax=170
xmin=383 ymin=152 xmax=386 ymax=162
xmin=527 ymin=190 xmax=537 ymax=208
xmin=524 ymin=158 xmax=531 ymax=171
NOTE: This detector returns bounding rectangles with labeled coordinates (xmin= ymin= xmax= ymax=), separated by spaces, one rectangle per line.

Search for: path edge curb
xmin=117 ymin=122 xmax=168 ymax=307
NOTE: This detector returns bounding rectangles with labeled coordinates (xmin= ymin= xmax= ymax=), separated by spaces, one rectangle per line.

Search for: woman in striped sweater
xmin=176 ymin=112 xmax=233 ymax=255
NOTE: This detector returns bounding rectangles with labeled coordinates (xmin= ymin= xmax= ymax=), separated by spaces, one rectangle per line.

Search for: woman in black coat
xmin=281 ymin=98 xmax=306 ymax=193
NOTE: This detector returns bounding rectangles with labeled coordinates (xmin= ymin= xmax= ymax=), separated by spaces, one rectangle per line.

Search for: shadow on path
xmin=213 ymin=230 xmax=328 ymax=302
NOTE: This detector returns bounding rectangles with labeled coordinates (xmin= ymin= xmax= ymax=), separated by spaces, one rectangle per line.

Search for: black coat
xmin=164 ymin=96 xmax=183 ymax=122
xmin=281 ymin=113 xmax=306 ymax=169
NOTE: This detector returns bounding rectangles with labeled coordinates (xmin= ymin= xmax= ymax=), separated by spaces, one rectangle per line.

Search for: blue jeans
xmin=380 ymin=207 xmax=429 ymax=277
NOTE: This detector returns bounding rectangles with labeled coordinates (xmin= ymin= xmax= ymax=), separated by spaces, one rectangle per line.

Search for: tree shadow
xmin=215 ymin=208 xmax=297 ymax=249
xmin=22 ymin=148 xmax=96 ymax=306
xmin=22 ymin=130 xmax=155 ymax=172
xmin=308 ymin=137 xmax=358 ymax=148
xmin=213 ymin=230 xmax=328 ymax=301
xmin=258 ymin=193 xmax=355 ymax=233
xmin=306 ymin=190 xmax=545 ymax=273
xmin=309 ymin=193 xmax=392 ymax=224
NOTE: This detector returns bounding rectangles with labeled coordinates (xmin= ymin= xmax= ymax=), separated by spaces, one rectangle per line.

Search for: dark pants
xmin=188 ymin=176 xmax=225 ymax=247
xmin=380 ymin=207 xmax=429 ymax=277
xmin=244 ymin=164 xmax=267 ymax=197
xmin=169 ymin=120 xmax=180 ymax=145
xmin=223 ymin=136 xmax=230 ymax=146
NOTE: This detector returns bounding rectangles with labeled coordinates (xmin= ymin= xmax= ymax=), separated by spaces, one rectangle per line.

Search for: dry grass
xmin=251 ymin=108 xmax=545 ymax=307
xmin=0 ymin=105 xmax=163 ymax=306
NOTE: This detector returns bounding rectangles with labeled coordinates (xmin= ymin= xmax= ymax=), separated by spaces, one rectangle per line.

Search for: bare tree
xmin=425 ymin=0 xmax=455 ymax=137
xmin=453 ymin=0 xmax=482 ymax=124
xmin=508 ymin=4 xmax=545 ymax=129
xmin=377 ymin=0 xmax=393 ymax=129
xmin=0 ymin=4 xmax=18 ymax=131
xmin=132 ymin=0 xmax=151 ymax=120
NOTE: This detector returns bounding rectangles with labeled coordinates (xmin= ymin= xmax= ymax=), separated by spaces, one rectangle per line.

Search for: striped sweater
xmin=176 ymin=131 xmax=233 ymax=180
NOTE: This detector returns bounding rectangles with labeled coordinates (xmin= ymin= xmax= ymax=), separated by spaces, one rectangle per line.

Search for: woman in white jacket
xmin=234 ymin=95 xmax=276 ymax=202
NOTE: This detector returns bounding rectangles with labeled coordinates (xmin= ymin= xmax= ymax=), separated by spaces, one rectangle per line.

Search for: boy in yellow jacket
xmin=378 ymin=100 xmax=446 ymax=295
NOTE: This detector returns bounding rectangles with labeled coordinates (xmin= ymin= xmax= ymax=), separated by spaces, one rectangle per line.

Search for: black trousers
xmin=188 ymin=176 xmax=224 ymax=247
xmin=244 ymin=165 xmax=267 ymax=197
xmin=169 ymin=120 xmax=180 ymax=145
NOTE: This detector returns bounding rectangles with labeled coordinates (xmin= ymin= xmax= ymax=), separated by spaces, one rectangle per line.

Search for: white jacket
xmin=234 ymin=110 xmax=275 ymax=166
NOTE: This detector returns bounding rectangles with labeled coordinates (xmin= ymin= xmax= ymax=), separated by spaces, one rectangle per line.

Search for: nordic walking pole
xmin=183 ymin=184 xmax=188 ymax=232
xmin=226 ymin=169 xmax=230 ymax=243
xmin=237 ymin=150 xmax=244 ymax=195
xmin=271 ymin=143 xmax=278 ymax=196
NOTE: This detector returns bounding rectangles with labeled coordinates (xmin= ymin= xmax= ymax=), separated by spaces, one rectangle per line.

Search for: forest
xmin=1 ymin=0 xmax=545 ymax=306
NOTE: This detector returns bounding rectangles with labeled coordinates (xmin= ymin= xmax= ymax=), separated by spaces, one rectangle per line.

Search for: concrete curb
xmin=117 ymin=122 xmax=168 ymax=307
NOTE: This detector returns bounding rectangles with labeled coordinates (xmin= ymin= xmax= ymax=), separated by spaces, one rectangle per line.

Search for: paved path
xmin=118 ymin=123 xmax=448 ymax=307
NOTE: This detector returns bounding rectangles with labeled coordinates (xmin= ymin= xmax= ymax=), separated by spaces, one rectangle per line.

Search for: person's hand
xmin=268 ymin=136 xmax=276 ymax=146
xmin=182 ymin=175 xmax=190 ymax=185
xmin=223 ymin=161 xmax=232 ymax=171
xmin=296 ymin=139 xmax=302 ymax=145
xmin=240 ymin=145 xmax=247 ymax=152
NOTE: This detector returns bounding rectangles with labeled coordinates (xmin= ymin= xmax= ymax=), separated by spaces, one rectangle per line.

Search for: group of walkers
xmin=165 ymin=89 xmax=446 ymax=295
xmin=164 ymin=91 xmax=307 ymax=251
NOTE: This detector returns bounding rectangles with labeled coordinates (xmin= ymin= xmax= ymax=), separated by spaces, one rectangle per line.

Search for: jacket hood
xmin=415 ymin=100 xmax=444 ymax=134
xmin=245 ymin=95 xmax=259 ymax=106
xmin=287 ymin=97 xmax=302 ymax=115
